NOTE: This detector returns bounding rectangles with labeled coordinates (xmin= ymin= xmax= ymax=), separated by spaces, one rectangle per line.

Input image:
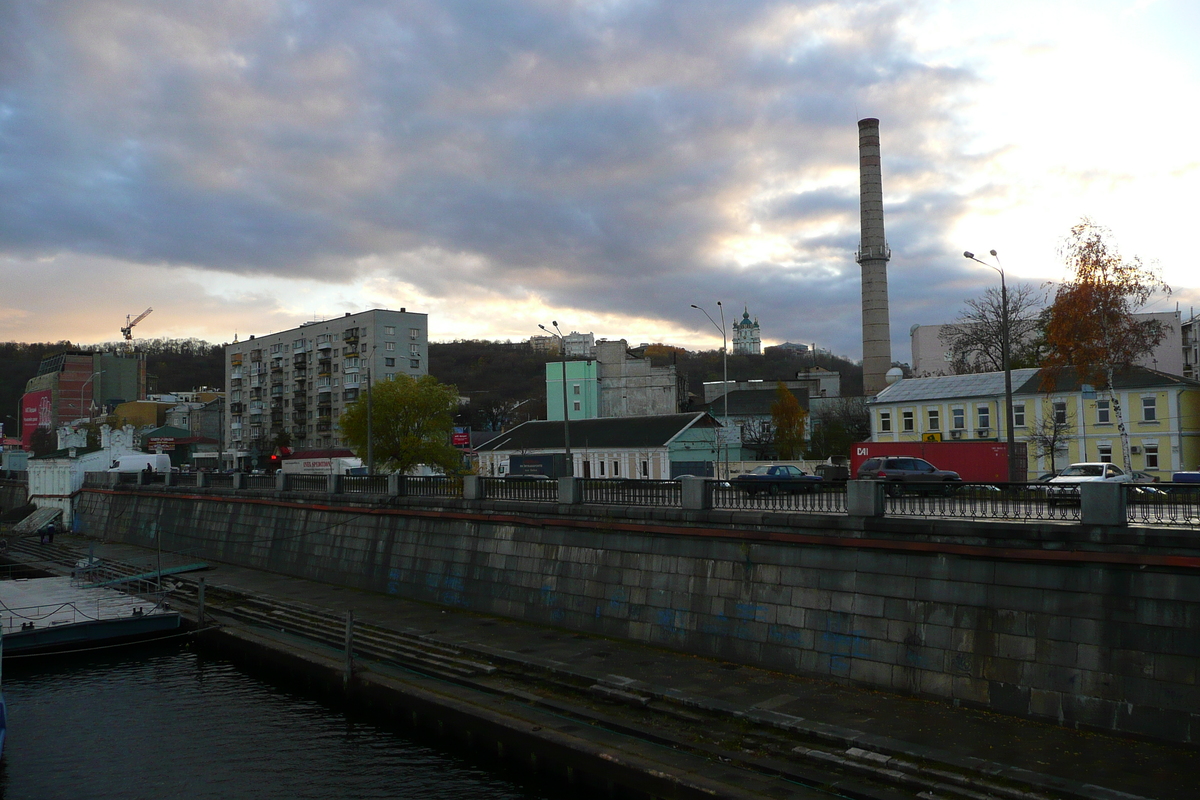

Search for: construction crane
xmin=121 ymin=307 xmax=153 ymax=341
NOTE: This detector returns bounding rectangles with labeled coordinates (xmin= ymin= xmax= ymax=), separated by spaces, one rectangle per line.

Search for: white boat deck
xmin=0 ymin=577 xmax=167 ymax=634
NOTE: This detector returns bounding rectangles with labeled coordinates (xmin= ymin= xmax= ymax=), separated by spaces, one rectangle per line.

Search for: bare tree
xmin=806 ymin=397 xmax=869 ymax=460
xmin=1026 ymin=402 xmax=1073 ymax=475
xmin=939 ymin=284 xmax=1045 ymax=374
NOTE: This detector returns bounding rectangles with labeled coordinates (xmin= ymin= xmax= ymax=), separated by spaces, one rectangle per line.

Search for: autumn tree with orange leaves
xmin=1041 ymin=220 xmax=1170 ymax=471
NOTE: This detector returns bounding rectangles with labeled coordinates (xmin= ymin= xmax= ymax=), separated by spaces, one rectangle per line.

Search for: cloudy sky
xmin=2 ymin=0 xmax=1197 ymax=361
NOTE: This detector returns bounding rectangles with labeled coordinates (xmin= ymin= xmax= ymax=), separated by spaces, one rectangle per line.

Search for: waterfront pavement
xmin=11 ymin=533 xmax=1197 ymax=800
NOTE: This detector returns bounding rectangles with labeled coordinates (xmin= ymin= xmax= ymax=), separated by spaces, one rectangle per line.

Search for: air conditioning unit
xmin=1131 ymin=446 xmax=1141 ymax=455
xmin=976 ymin=428 xmax=990 ymax=438
xmin=950 ymin=430 xmax=963 ymax=439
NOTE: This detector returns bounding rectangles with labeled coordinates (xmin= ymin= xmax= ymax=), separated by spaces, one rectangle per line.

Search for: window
xmin=952 ymin=408 xmax=965 ymax=429
xmin=410 ymin=343 xmax=419 ymax=354
xmin=612 ymin=461 xmax=619 ymax=477
xmin=385 ymin=358 xmax=395 ymax=367
xmin=1142 ymin=396 xmax=1157 ymax=422
xmin=1053 ymin=401 xmax=1067 ymax=425
xmin=386 ymin=372 xmax=395 ymax=380
xmin=409 ymin=359 xmax=420 ymax=369
xmin=573 ymin=401 xmax=581 ymax=411
xmin=879 ymin=411 xmax=892 ymax=432
xmin=410 ymin=328 xmax=420 ymax=340
xmin=385 ymin=326 xmax=395 ymax=335
xmin=927 ymin=409 xmax=940 ymax=430
xmin=385 ymin=342 xmax=395 ymax=351
xmin=1096 ymin=400 xmax=1110 ymax=424
xmin=977 ymin=405 xmax=991 ymax=430
xmin=902 ymin=410 xmax=914 ymax=432
xmin=1145 ymin=443 xmax=1159 ymax=469
xmin=1098 ymin=443 xmax=1112 ymax=463
xmin=333 ymin=378 xmax=339 ymax=387
xmin=641 ymin=460 xmax=649 ymax=477
xmin=573 ymin=384 xmax=580 ymax=395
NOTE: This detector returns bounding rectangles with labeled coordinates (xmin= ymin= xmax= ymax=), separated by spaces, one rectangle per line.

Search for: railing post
xmin=388 ymin=473 xmax=405 ymax=496
xmin=328 ymin=474 xmax=343 ymax=494
xmin=463 ymin=475 xmax=483 ymax=500
xmin=197 ymin=577 xmax=206 ymax=628
xmin=275 ymin=470 xmax=286 ymax=491
xmin=681 ymin=476 xmax=711 ymax=510
xmin=558 ymin=476 xmax=582 ymax=505
xmin=847 ymin=480 xmax=886 ymax=517
xmin=344 ymin=609 xmax=354 ymax=689
xmin=137 ymin=469 xmax=149 ymax=486
xmin=1081 ymin=482 xmax=1127 ymax=526
xmin=196 ymin=471 xmax=208 ymax=489
xmin=232 ymin=472 xmax=246 ymax=490
xmin=163 ymin=470 xmax=174 ymax=487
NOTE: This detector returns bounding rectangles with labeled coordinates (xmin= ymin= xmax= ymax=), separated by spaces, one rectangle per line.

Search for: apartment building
xmin=223 ymin=309 xmax=428 ymax=468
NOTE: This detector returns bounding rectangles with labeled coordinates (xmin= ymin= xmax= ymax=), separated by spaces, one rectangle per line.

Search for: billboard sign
xmin=21 ymin=389 xmax=54 ymax=448
xmin=452 ymin=427 xmax=470 ymax=447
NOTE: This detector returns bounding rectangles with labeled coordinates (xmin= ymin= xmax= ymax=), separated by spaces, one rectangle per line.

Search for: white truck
xmin=108 ymin=453 xmax=173 ymax=473
xmin=280 ymin=456 xmax=365 ymax=476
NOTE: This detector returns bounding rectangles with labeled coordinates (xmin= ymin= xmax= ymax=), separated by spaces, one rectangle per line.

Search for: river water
xmin=0 ymin=640 xmax=566 ymax=800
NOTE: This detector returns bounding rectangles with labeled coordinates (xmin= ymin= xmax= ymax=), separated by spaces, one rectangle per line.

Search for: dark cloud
xmin=0 ymin=0 xmax=990 ymax=357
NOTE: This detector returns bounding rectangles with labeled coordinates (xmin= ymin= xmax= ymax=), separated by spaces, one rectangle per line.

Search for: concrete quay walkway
xmin=11 ymin=534 xmax=1196 ymax=800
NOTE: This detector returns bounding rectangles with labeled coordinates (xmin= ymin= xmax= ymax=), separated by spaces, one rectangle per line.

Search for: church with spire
xmin=732 ymin=308 xmax=761 ymax=355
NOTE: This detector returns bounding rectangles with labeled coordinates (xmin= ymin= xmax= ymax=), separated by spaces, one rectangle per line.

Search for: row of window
xmin=880 ymin=397 xmax=1160 ymax=433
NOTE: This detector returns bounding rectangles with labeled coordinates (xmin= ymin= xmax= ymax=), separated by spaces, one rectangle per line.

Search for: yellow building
xmin=111 ymin=401 xmax=177 ymax=430
xmin=869 ymin=367 xmax=1200 ymax=479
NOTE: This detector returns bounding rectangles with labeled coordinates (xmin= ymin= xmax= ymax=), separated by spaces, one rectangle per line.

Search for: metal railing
xmin=883 ymin=482 xmax=1081 ymax=522
xmin=482 ymin=477 xmax=558 ymax=502
xmin=343 ymin=475 xmax=389 ymax=494
xmin=712 ymin=482 xmax=847 ymax=513
xmin=581 ymin=479 xmax=681 ymax=506
xmin=406 ymin=476 xmax=462 ymax=497
xmin=69 ymin=470 xmax=1200 ymax=530
xmin=288 ymin=474 xmax=328 ymax=493
xmin=1127 ymin=483 xmax=1200 ymax=528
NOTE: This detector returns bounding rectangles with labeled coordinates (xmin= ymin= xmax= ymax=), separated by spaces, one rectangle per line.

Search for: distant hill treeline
xmin=0 ymin=337 xmax=865 ymax=431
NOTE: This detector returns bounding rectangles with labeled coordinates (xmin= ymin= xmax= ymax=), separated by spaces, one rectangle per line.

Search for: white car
xmin=1046 ymin=462 xmax=1131 ymax=503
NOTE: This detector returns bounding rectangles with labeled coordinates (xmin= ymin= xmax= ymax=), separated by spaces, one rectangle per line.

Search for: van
xmin=108 ymin=454 xmax=173 ymax=474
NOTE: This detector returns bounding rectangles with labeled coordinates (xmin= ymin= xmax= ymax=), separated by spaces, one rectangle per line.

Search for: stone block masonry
xmin=74 ymin=487 xmax=1200 ymax=745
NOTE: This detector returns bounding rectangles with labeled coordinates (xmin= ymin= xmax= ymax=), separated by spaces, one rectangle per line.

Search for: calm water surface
xmin=0 ymin=641 xmax=564 ymax=800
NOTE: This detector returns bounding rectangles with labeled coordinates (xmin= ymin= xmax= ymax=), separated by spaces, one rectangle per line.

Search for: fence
xmin=1126 ymin=483 xmax=1200 ymax=528
xmin=581 ymin=479 xmax=681 ymax=506
xmin=883 ymin=482 xmax=1081 ymax=523
xmin=711 ymin=482 xmax=847 ymax=514
xmin=481 ymin=476 xmax=557 ymax=501
xmin=64 ymin=472 xmax=1200 ymax=528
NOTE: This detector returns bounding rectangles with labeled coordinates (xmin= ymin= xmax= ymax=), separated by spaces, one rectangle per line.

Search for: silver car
xmin=1046 ymin=462 xmax=1131 ymax=503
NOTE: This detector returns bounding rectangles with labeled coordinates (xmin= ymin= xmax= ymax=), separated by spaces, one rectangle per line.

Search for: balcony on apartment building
xmin=316 ymin=421 xmax=332 ymax=433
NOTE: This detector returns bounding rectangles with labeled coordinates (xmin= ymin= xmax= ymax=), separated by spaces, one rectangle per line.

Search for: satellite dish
xmin=885 ymin=367 xmax=904 ymax=385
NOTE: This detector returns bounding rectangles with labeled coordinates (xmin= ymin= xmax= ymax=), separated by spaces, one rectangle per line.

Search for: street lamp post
xmin=964 ymin=250 xmax=1018 ymax=482
xmin=79 ymin=371 xmax=104 ymax=422
xmin=691 ymin=302 xmax=729 ymax=479
xmin=538 ymin=322 xmax=573 ymax=476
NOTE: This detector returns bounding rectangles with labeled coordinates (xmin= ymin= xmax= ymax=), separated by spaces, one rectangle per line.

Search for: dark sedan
xmin=733 ymin=465 xmax=823 ymax=495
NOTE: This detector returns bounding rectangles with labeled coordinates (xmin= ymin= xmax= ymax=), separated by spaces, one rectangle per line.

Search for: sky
xmin=2 ymin=0 xmax=1198 ymax=362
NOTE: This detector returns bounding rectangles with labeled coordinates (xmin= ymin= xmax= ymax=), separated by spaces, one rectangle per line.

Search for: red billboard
xmin=850 ymin=441 xmax=1026 ymax=482
xmin=21 ymin=389 xmax=54 ymax=448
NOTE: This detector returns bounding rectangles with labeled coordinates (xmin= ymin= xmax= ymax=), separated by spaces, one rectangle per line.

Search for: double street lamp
xmin=963 ymin=249 xmax=1018 ymax=481
xmin=538 ymin=321 xmax=573 ymax=476
xmin=690 ymin=302 xmax=729 ymax=480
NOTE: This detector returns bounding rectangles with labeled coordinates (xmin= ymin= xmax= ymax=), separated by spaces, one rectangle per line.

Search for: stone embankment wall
xmin=75 ymin=487 xmax=1200 ymax=744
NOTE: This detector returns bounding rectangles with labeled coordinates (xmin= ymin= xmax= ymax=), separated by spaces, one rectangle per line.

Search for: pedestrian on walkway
xmin=47 ymin=521 xmax=55 ymax=543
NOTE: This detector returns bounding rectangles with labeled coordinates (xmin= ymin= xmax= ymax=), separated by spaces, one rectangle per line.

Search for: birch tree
xmin=1040 ymin=220 xmax=1170 ymax=472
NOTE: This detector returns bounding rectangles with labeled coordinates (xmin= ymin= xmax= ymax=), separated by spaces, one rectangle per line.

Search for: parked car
xmin=856 ymin=457 xmax=962 ymax=496
xmin=1046 ymin=462 xmax=1131 ymax=503
xmin=1130 ymin=471 xmax=1159 ymax=483
xmin=733 ymin=465 xmax=823 ymax=495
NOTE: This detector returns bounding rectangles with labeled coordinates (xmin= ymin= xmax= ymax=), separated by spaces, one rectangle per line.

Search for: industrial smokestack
xmin=856 ymin=117 xmax=892 ymax=396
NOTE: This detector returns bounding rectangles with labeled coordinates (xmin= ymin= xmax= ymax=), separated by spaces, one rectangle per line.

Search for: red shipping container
xmin=850 ymin=441 xmax=1026 ymax=483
